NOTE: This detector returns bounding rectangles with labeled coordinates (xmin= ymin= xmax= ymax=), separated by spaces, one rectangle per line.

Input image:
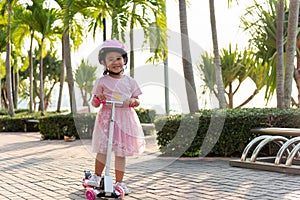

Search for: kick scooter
xmin=84 ymin=99 xmax=127 ymax=200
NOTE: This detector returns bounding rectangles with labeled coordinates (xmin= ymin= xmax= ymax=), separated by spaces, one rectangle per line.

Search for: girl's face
xmin=103 ymin=51 xmax=125 ymax=75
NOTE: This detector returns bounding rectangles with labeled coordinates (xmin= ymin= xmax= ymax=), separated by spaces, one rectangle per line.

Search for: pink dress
xmin=91 ymin=75 xmax=145 ymax=157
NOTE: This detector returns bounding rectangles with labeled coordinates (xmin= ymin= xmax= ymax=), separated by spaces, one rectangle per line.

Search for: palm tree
xmin=209 ymin=0 xmax=227 ymax=108
xmin=276 ymin=0 xmax=285 ymax=108
xmin=128 ymin=0 xmax=167 ymax=76
xmin=33 ymin=6 xmax=59 ymax=115
xmin=162 ymin=0 xmax=169 ymax=115
xmin=0 ymin=27 xmax=5 ymax=109
xmin=75 ymin=59 xmax=97 ymax=111
xmin=4 ymin=0 xmax=14 ymax=116
xmin=178 ymin=0 xmax=199 ymax=113
xmin=241 ymin=0 xmax=285 ymax=103
xmin=12 ymin=0 xmax=42 ymax=113
xmin=243 ymin=0 xmax=300 ymax=108
xmin=55 ymin=0 xmax=87 ymax=114
xmin=198 ymin=46 xmax=265 ymax=108
xmin=284 ymin=0 xmax=299 ymax=108
xmin=80 ymin=0 xmax=167 ymax=67
xmin=56 ymin=35 xmax=64 ymax=112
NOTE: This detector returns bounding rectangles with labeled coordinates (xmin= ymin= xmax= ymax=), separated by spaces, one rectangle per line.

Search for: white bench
xmin=230 ymin=127 xmax=300 ymax=174
xmin=140 ymin=123 xmax=155 ymax=135
xmin=251 ymin=127 xmax=300 ymax=137
xmin=24 ymin=119 xmax=40 ymax=132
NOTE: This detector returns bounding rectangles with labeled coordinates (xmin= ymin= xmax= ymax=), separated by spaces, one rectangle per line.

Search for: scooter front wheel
xmin=114 ymin=185 xmax=125 ymax=199
xmin=85 ymin=189 xmax=96 ymax=200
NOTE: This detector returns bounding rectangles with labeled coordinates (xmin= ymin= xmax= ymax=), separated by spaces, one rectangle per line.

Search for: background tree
xmin=34 ymin=6 xmax=59 ymax=115
xmin=19 ymin=48 xmax=61 ymax=111
xmin=179 ymin=0 xmax=199 ymax=113
xmin=10 ymin=2 xmax=39 ymax=110
xmin=209 ymin=0 xmax=227 ymax=108
xmin=198 ymin=45 xmax=266 ymax=108
xmin=10 ymin=48 xmax=26 ymax=109
xmin=0 ymin=10 xmax=6 ymax=109
xmin=3 ymin=0 xmax=15 ymax=116
xmin=74 ymin=59 xmax=97 ymax=111
xmin=242 ymin=0 xmax=300 ymax=108
xmin=127 ymin=0 xmax=167 ymax=77
xmin=12 ymin=0 xmax=45 ymax=113
xmin=284 ymin=0 xmax=299 ymax=108
xmin=276 ymin=0 xmax=285 ymax=108
xmin=55 ymin=0 xmax=85 ymax=114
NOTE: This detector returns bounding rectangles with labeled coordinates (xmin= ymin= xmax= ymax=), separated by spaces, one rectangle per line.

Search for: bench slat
xmin=140 ymin=123 xmax=155 ymax=131
xmin=251 ymin=128 xmax=300 ymax=137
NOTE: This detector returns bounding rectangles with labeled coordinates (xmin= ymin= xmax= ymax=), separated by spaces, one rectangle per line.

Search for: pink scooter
xmin=84 ymin=99 xmax=129 ymax=200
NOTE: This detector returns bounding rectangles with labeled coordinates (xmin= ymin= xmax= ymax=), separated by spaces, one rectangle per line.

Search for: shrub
xmin=39 ymin=113 xmax=96 ymax=140
xmin=155 ymin=108 xmax=300 ymax=157
xmin=38 ymin=108 xmax=156 ymax=140
xmin=135 ymin=107 xmax=156 ymax=123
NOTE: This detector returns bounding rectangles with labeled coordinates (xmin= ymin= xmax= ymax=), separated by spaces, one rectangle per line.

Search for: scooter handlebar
xmin=102 ymin=99 xmax=124 ymax=105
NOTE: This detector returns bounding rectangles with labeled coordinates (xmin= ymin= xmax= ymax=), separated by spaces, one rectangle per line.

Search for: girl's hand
xmin=96 ymin=94 xmax=106 ymax=101
xmin=92 ymin=94 xmax=106 ymax=108
xmin=124 ymin=97 xmax=139 ymax=107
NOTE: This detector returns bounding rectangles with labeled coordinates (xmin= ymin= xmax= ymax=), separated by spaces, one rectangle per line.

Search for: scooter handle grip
xmin=93 ymin=97 xmax=107 ymax=105
xmin=130 ymin=103 xmax=136 ymax=107
xmin=93 ymin=97 xmax=101 ymax=104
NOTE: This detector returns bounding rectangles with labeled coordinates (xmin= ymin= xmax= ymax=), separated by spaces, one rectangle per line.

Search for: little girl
xmin=87 ymin=39 xmax=145 ymax=194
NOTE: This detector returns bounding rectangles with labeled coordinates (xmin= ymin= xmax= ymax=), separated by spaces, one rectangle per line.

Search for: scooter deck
xmin=83 ymin=171 xmax=125 ymax=199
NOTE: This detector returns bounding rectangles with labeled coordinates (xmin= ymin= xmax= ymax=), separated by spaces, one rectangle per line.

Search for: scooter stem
xmin=105 ymin=101 xmax=116 ymax=176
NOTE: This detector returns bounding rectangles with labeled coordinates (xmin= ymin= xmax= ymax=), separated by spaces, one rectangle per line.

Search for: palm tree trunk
xmin=111 ymin=0 xmax=121 ymax=39
xmin=295 ymin=34 xmax=300 ymax=107
xmin=13 ymin=71 xmax=19 ymax=109
xmin=57 ymin=38 xmax=65 ymax=112
xmin=284 ymin=0 xmax=299 ymax=108
xmin=129 ymin=3 xmax=136 ymax=78
xmin=64 ymin=30 xmax=77 ymax=113
xmin=103 ymin=18 xmax=106 ymax=41
xmin=209 ymin=0 xmax=227 ymax=108
xmin=0 ymin=78 xmax=2 ymax=109
xmin=39 ymin=39 xmax=45 ymax=116
xmin=276 ymin=0 xmax=285 ymax=108
xmin=11 ymin=66 xmax=15 ymax=108
xmin=179 ymin=0 xmax=199 ymax=113
xmin=29 ymin=31 xmax=34 ymax=113
xmin=163 ymin=1 xmax=169 ymax=115
xmin=5 ymin=1 xmax=14 ymax=117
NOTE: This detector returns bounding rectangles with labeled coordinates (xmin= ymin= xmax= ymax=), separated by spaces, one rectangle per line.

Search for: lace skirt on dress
xmin=91 ymin=105 xmax=145 ymax=157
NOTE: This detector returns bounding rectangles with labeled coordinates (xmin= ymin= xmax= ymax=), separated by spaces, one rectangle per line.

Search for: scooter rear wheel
xmin=85 ymin=189 xmax=96 ymax=200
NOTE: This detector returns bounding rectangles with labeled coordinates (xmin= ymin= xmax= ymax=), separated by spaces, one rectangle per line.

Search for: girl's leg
xmin=95 ymin=153 xmax=106 ymax=176
xmin=115 ymin=156 xmax=126 ymax=182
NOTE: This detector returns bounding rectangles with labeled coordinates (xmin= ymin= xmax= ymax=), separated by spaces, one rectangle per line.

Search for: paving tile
xmin=1 ymin=132 xmax=300 ymax=199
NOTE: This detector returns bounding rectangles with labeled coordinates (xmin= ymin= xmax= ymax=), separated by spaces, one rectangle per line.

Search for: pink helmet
xmin=98 ymin=39 xmax=127 ymax=64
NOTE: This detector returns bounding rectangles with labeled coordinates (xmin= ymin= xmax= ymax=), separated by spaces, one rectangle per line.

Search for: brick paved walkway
xmin=0 ymin=132 xmax=300 ymax=199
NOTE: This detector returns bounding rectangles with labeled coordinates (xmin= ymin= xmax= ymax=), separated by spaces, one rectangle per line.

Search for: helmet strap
xmin=107 ymin=68 xmax=124 ymax=75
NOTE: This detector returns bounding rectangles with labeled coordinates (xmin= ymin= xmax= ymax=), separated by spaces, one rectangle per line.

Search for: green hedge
xmin=0 ymin=117 xmax=40 ymax=132
xmin=155 ymin=108 xmax=300 ymax=157
xmin=38 ymin=113 xmax=96 ymax=140
xmin=0 ymin=108 xmax=156 ymax=140
xmin=39 ymin=108 xmax=156 ymax=139
xmin=135 ymin=108 xmax=156 ymax=123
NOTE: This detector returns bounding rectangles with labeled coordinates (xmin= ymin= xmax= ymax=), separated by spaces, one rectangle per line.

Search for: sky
xmin=44 ymin=0 xmax=276 ymax=114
